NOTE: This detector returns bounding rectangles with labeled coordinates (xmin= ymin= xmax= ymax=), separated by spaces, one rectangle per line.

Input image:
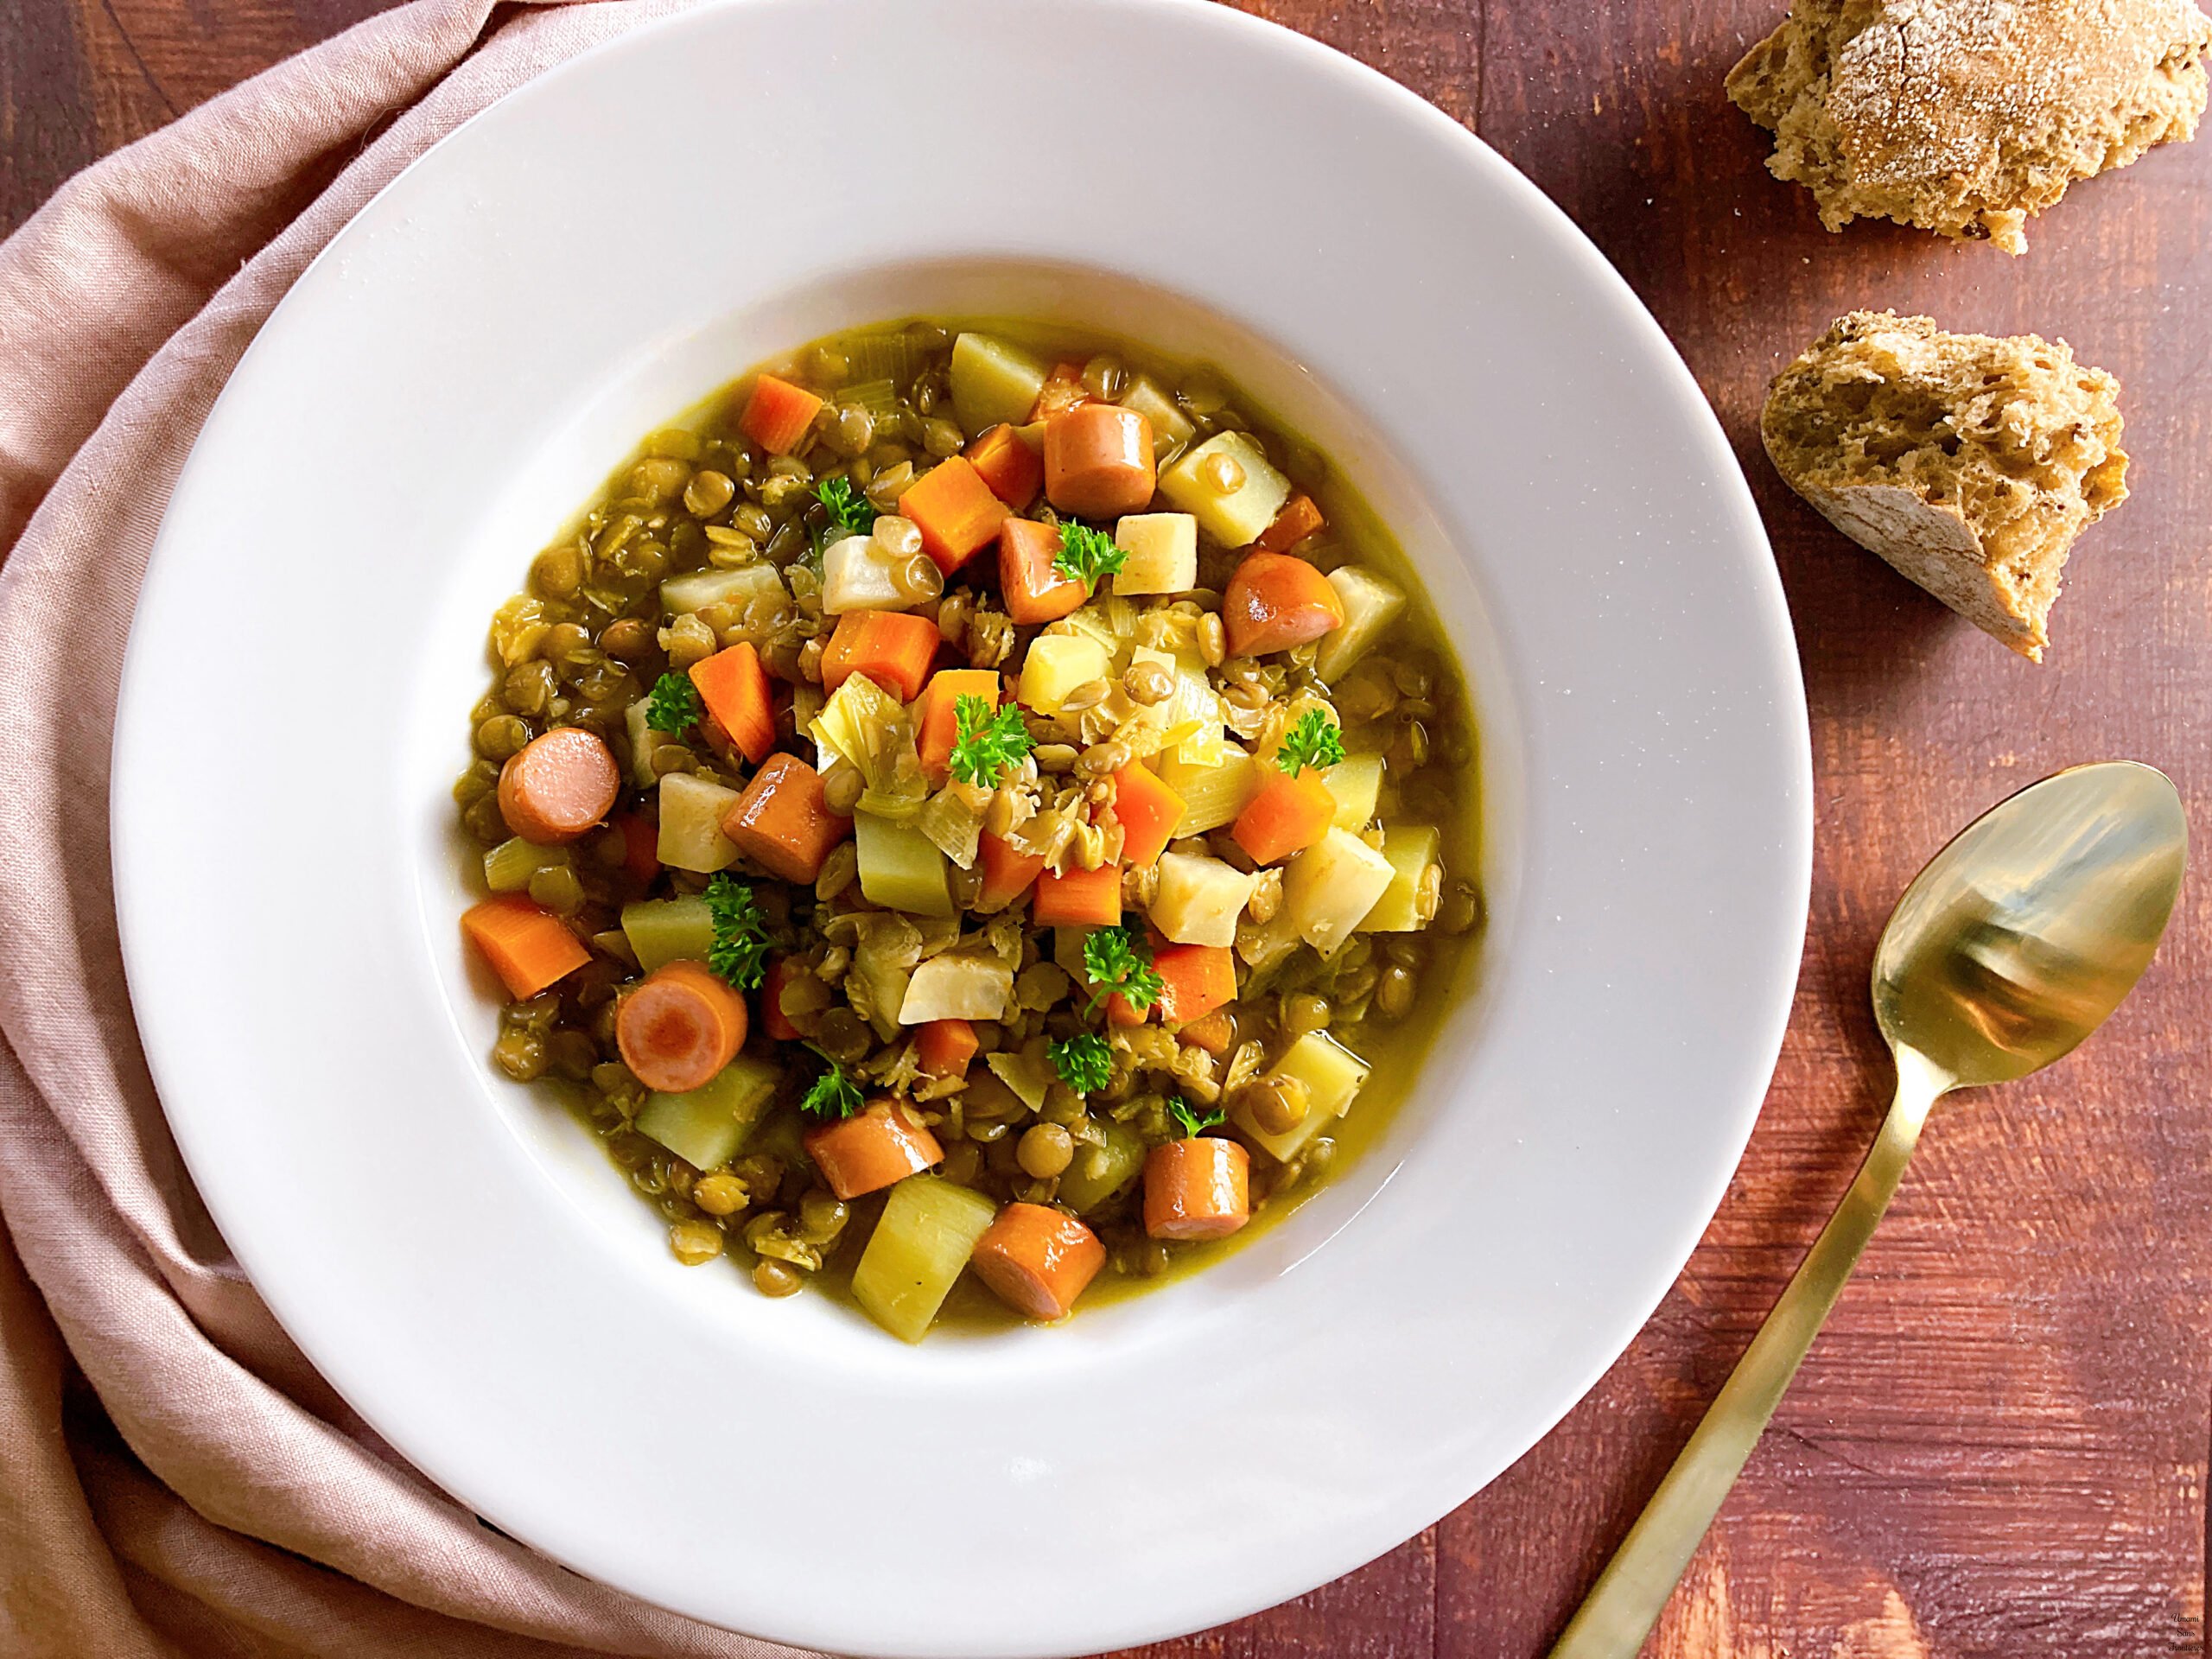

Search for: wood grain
xmin=5 ymin=2 xmax=2208 ymax=1656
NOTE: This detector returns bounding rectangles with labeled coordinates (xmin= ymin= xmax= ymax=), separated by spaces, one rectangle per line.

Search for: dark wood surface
xmin=7 ymin=2 xmax=2209 ymax=1655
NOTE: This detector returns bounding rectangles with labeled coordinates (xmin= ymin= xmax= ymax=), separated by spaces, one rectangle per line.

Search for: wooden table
xmin=8 ymin=2 xmax=2208 ymax=1654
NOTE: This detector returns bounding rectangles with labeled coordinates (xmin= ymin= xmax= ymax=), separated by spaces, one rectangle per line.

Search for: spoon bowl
xmin=1876 ymin=761 xmax=2190 ymax=1089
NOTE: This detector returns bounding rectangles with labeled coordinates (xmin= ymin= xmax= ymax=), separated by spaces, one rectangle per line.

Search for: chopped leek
xmin=483 ymin=836 xmax=569 ymax=894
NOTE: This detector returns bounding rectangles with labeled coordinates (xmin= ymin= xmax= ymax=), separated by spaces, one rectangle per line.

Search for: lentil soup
xmin=454 ymin=319 xmax=1482 ymax=1340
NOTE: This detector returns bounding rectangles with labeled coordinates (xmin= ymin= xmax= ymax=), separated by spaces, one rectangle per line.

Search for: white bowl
xmin=112 ymin=1 xmax=1810 ymax=1653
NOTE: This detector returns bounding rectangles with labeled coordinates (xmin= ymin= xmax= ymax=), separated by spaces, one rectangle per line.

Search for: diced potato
xmin=620 ymin=894 xmax=715 ymax=971
xmin=635 ymin=1056 xmax=779 ymax=1171
xmin=950 ymin=333 xmax=1050 ymax=434
xmin=1156 ymin=747 xmax=1259 ymax=835
xmin=625 ymin=697 xmax=669 ymax=788
xmin=483 ymin=836 xmax=569 ymax=894
xmin=660 ymin=561 xmax=785 ymax=618
xmin=1058 ymin=1116 xmax=1147 ymax=1212
xmin=1158 ymin=431 xmax=1292 ymax=549
xmin=1019 ymin=633 xmax=1110 ymax=715
xmin=1234 ymin=1031 xmax=1370 ymax=1161
xmin=1117 ymin=374 xmax=1195 ymax=461
xmin=1315 ymin=566 xmax=1408 ymax=680
xmin=855 ymin=810 xmax=954 ymax=917
xmin=853 ymin=1174 xmax=1000 ymax=1342
xmin=820 ymin=532 xmax=911 ymax=613
xmin=1111 ymin=513 xmax=1198 ymax=596
xmin=1150 ymin=851 xmax=1258 ymax=948
xmin=1362 ymin=825 xmax=1442 ymax=932
xmin=1324 ymin=753 xmax=1383 ymax=830
xmin=899 ymin=954 xmax=1014 ymax=1023
xmin=1283 ymin=827 xmax=1394 ymax=956
xmin=657 ymin=772 xmax=741 ymax=873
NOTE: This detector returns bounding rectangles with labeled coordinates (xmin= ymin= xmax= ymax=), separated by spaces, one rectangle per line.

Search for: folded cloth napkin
xmin=0 ymin=3 xmax=817 ymax=1653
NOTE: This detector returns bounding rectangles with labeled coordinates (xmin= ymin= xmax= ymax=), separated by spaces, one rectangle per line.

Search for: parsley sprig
xmin=1051 ymin=522 xmax=1126 ymax=586
xmin=702 ymin=874 xmax=773 ymax=990
xmin=644 ymin=671 xmax=701 ymax=734
xmin=947 ymin=695 xmax=1033 ymax=788
xmin=817 ymin=475 xmax=878 ymax=538
xmin=1047 ymin=1033 xmax=1115 ymax=1096
xmin=1274 ymin=708 xmax=1346 ymax=776
xmin=1082 ymin=925 xmax=1164 ymax=1017
xmin=1168 ymin=1096 xmax=1226 ymax=1139
xmin=799 ymin=1052 xmax=866 ymax=1121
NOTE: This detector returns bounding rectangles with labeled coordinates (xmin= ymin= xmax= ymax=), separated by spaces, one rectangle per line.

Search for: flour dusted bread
xmin=1728 ymin=0 xmax=2212 ymax=251
xmin=1763 ymin=313 xmax=2128 ymax=661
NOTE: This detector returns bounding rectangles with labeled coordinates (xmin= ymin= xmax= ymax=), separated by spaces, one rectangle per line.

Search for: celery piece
xmin=660 ymin=562 xmax=785 ymax=619
xmin=1156 ymin=747 xmax=1259 ymax=836
xmin=1362 ymin=825 xmax=1443 ymax=932
xmin=843 ymin=329 xmax=927 ymax=388
xmin=852 ymin=1175 xmax=999 ymax=1342
xmin=636 ymin=1056 xmax=780 ymax=1171
xmin=1158 ymin=431 xmax=1292 ymax=548
xmin=1323 ymin=753 xmax=1384 ymax=830
xmin=620 ymin=894 xmax=716 ymax=972
xmin=483 ymin=837 xmax=569 ymax=894
xmin=1283 ymin=828 xmax=1395 ymax=957
xmin=657 ymin=772 xmax=741 ymax=874
xmin=950 ymin=333 xmax=1049 ymax=434
xmin=1058 ymin=1118 xmax=1147 ymax=1213
xmin=1315 ymin=566 xmax=1408 ymax=680
xmin=1235 ymin=1032 xmax=1370 ymax=1161
xmin=835 ymin=378 xmax=899 ymax=419
xmin=855 ymin=810 xmax=954 ymax=917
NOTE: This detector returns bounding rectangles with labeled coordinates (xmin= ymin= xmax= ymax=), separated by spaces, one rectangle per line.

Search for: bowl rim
xmin=111 ymin=1 xmax=1811 ymax=1653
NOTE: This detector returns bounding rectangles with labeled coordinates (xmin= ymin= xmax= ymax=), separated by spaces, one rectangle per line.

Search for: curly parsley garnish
xmin=1047 ymin=1033 xmax=1115 ymax=1096
xmin=702 ymin=874 xmax=773 ymax=990
xmin=644 ymin=671 xmax=701 ymax=734
xmin=817 ymin=475 xmax=878 ymax=538
xmin=1274 ymin=708 xmax=1346 ymax=776
xmin=948 ymin=694 xmax=1034 ymax=788
xmin=1082 ymin=925 xmax=1164 ymax=1016
xmin=1051 ymin=522 xmax=1127 ymax=586
xmin=798 ymin=1052 xmax=867 ymax=1121
xmin=1168 ymin=1096 xmax=1226 ymax=1139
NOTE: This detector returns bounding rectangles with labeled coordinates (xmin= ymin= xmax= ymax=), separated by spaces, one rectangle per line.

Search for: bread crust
xmin=1727 ymin=0 xmax=2212 ymax=251
xmin=1762 ymin=312 xmax=2128 ymax=661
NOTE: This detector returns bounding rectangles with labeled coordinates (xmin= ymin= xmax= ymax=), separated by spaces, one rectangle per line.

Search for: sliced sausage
xmin=971 ymin=1203 xmax=1106 ymax=1320
xmin=615 ymin=962 xmax=747 ymax=1095
xmin=497 ymin=726 xmax=620 ymax=845
xmin=1142 ymin=1136 xmax=1251 ymax=1241
xmin=1044 ymin=404 xmax=1156 ymax=519
xmin=804 ymin=1100 xmax=944 ymax=1200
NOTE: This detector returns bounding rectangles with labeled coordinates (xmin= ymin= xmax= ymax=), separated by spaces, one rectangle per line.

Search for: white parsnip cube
xmin=1234 ymin=1031 xmax=1371 ymax=1160
xmin=1362 ymin=825 xmax=1442 ymax=932
xmin=1158 ymin=431 xmax=1292 ymax=548
xmin=656 ymin=772 xmax=741 ymax=873
xmin=1149 ymin=852 xmax=1257 ymax=948
xmin=898 ymin=955 xmax=1014 ymax=1023
xmin=1316 ymin=566 xmax=1408 ymax=679
xmin=1118 ymin=375 xmax=1196 ymax=460
xmin=1111 ymin=513 xmax=1199 ymax=595
xmin=950 ymin=333 xmax=1049 ymax=433
xmin=1283 ymin=827 xmax=1394 ymax=956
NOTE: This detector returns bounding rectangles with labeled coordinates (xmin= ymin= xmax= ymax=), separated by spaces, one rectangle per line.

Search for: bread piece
xmin=1762 ymin=312 xmax=2128 ymax=661
xmin=1727 ymin=0 xmax=2212 ymax=252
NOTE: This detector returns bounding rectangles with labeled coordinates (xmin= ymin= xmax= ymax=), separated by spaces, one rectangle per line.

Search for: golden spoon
xmin=1549 ymin=760 xmax=2189 ymax=1659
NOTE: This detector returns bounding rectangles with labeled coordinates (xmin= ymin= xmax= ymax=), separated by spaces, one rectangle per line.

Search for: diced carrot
xmin=721 ymin=753 xmax=850 ymax=883
xmin=914 ymin=669 xmax=1003 ymax=785
xmin=965 ymin=423 xmax=1044 ymax=509
xmin=914 ymin=1018 xmax=979 ymax=1079
xmin=1230 ymin=767 xmax=1336 ymax=865
xmin=1255 ymin=492 xmax=1327 ymax=554
xmin=613 ymin=812 xmax=660 ymax=887
xmin=1108 ymin=760 xmax=1185 ymax=867
xmin=805 ymin=1099 xmax=944 ymax=1200
xmin=462 ymin=895 xmax=591 ymax=1000
xmin=1030 ymin=360 xmax=1093 ymax=423
xmin=1143 ymin=1136 xmax=1251 ymax=1241
xmin=1177 ymin=1007 xmax=1237 ymax=1057
xmin=976 ymin=831 xmax=1049 ymax=912
xmin=761 ymin=957 xmax=804 ymax=1042
xmin=1032 ymin=861 xmax=1122 ymax=928
xmin=1223 ymin=550 xmax=1346 ymax=658
xmin=900 ymin=456 xmax=1012 ymax=575
xmin=738 ymin=373 xmax=823 ymax=456
xmin=615 ymin=961 xmax=748 ymax=1095
xmin=1154 ymin=944 xmax=1236 ymax=1026
xmin=998 ymin=518 xmax=1088 ymax=625
xmin=971 ymin=1203 xmax=1106 ymax=1320
xmin=689 ymin=642 xmax=776 ymax=764
xmin=821 ymin=610 xmax=940 ymax=701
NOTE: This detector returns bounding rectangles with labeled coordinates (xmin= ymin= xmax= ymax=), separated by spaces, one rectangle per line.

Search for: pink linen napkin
xmin=0 ymin=3 xmax=817 ymax=1653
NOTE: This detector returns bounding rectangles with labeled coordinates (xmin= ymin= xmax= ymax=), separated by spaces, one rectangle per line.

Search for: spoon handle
xmin=1547 ymin=1048 xmax=1948 ymax=1659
